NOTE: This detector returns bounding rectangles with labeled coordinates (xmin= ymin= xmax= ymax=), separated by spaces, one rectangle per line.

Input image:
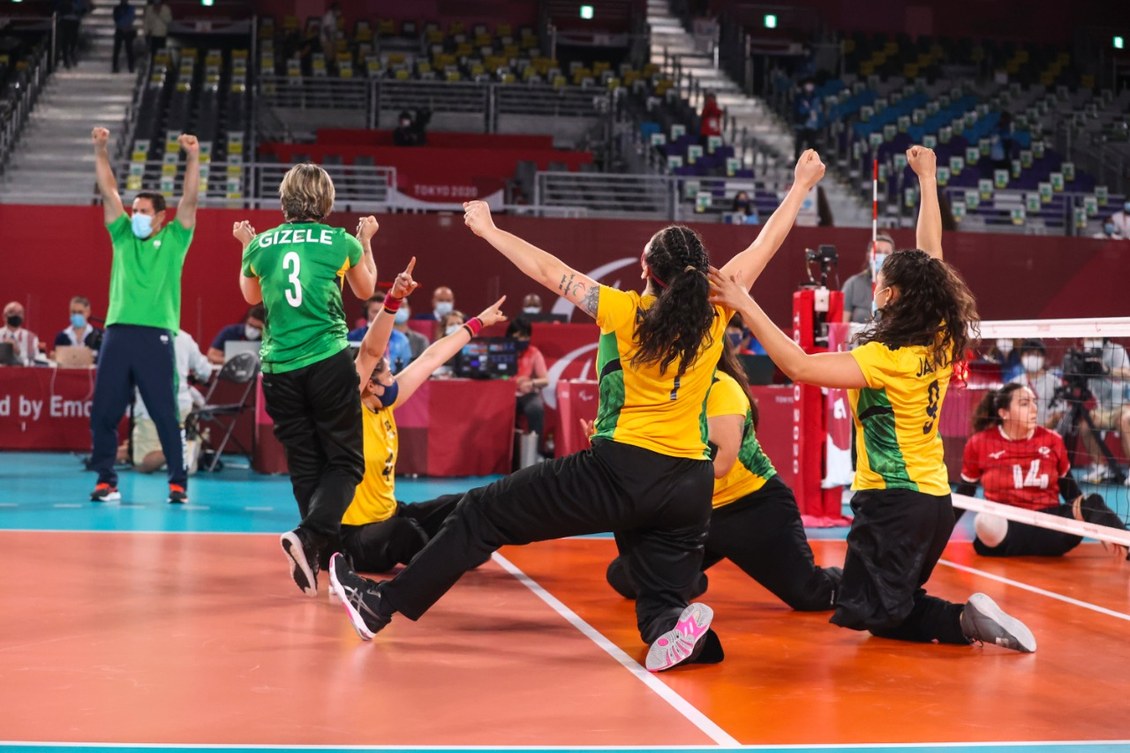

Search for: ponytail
xmin=971 ymin=383 xmax=1024 ymax=433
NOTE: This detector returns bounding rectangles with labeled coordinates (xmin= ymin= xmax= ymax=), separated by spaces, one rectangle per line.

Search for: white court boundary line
xmin=490 ymin=551 xmax=740 ymax=747
xmin=937 ymin=558 xmax=1130 ymax=622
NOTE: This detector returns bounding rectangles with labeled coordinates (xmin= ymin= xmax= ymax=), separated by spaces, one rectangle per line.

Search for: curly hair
xmin=854 ymin=249 xmax=979 ymax=370
xmin=971 ymin=382 xmax=1026 ymax=433
xmin=278 ymin=163 xmax=335 ymax=222
xmin=631 ymin=225 xmax=715 ymax=377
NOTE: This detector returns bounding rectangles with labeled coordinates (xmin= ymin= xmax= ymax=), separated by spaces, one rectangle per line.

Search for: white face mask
xmin=996 ymin=339 xmax=1014 ymax=356
xmin=445 ymin=324 xmax=462 ymax=337
xmin=434 ymin=301 xmax=454 ymax=319
xmin=244 ymin=324 xmax=262 ymax=340
xmin=1084 ymin=338 xmax=1104 ymax=351
xmin=523 ymin=306 xmax=541 ymax=315
xmin=1021 ymin=354 xmax=1044 ymax=373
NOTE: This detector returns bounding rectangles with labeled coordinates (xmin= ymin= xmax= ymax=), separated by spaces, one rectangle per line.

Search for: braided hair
xmin=855 ymin=248 xmax=979 ymax=371
xmin=632 ymin=225 xmax=714 ymax=377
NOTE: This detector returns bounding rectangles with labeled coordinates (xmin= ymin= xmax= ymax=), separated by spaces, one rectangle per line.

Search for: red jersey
xmin=961 ymin=426 xmax=1069 ymax=510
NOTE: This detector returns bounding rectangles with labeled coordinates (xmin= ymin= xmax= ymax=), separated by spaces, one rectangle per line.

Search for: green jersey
xmin=105 ymin=214 xmax=193 ymax=331
xmin=241 ymin=222 xmax=363 ymax=374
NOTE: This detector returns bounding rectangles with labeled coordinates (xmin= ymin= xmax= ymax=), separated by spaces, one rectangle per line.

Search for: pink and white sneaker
xmin=645 ymin=603 xmax=714 ymax=672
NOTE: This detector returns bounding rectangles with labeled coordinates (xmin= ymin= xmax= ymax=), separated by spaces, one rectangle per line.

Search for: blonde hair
xmin=278 ymin=163 xmax=335 ymax=222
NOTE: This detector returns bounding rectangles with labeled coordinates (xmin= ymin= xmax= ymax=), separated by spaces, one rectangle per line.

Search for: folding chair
xmin=186 ymin=351 xmax=260 ymax=471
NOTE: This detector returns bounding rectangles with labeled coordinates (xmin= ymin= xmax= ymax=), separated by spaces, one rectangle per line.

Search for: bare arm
xmin=233 ymin=220 xmax=263 ymax=304
xmin=176 ymin=134 xmax=200 ymax=229
xmin=92 ymin=127 xmax=125 ymax=225
xmin=718 ymin=150 xmax=826 ymax=290
xmin=710 ymin=268 xmax=867 ymax=389
xmin=355 ymin=257 xmax=419 ymax=386
xmin=391 ymin=296 xmax=507 ymax=408
xmin=708 ymin=412 xmax=743 ymax=478
xmin=907 ymin=145 xmax=942 ymax=260
xmin=206 ymin=347 xmax=225 ymax=365
xmin=345 ymin=215 xmax=378 ymax=300
xmin=464 ymin=201 xmax=601 ymax=318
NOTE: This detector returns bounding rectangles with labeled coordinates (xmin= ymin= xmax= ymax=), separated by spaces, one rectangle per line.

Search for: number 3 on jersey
xmin=283 ymin=251 xmax=303 ymax=307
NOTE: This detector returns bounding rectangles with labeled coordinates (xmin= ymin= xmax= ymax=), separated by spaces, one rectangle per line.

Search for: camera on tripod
xmin=803 ymin=244 xmax=838 ymax=288
xmin=1059 ymin=347 xmax=1106 ymax=402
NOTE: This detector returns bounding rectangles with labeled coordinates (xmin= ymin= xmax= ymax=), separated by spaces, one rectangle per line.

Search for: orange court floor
xmin=1 ymin=451 xmax=1129 ymax=753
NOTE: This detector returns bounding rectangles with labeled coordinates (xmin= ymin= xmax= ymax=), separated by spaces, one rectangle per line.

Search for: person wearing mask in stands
xmin=1092 ymin=215 xmax=1126 ymax=240
xmin=1009 ymin=339 xmax=1062 ymax=429
xmin=348 ymin=293 xmax=411 ymax=373
xmin=521 ymin=293 xmax=543 ymax=317
xmin=840 ymin=234 xmax=895 ymax=324
xmin=207 ymin=304 xmax=265 ymax=364
xmin=699 ymin=91 xmax=723 ymax=142
xmin=413 ymin=286 xmax=455 ymax=322
xmin=392 ymin=298 xmax=428 ymax=362
xmin=111 ymin=0 xmax=137 ymax=74
xmin=1108 ymin=200 xmax=1130 ymax=238
xmin=53 ymin=296 xmax=103 ymax=358
xmin=393 ymin=109 xmax=431 ymax=147
xmin=731 ymin=191 xmax=760 ymax=225
xmin=1 ymin=301 xmax=41 ymax=366
xmin=143 ymin=0 xmax=173 ymax=58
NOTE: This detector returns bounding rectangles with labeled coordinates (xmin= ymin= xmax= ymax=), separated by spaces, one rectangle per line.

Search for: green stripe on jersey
xmin=857 ymin=386 xmax=916 ymax=491
xmin=593 ymin=331 xmax=624 ymax=439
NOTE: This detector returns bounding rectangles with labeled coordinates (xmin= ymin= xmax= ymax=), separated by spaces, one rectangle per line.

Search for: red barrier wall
xmin=0 ymin=204 xmax=1126 ymax=351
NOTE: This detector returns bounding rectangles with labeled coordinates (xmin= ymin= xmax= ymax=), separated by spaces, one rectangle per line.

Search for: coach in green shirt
xmin=234 ymin=163 xmax=377 ymax=596
xmin=88 ymin=126 xmax=200 ymax=505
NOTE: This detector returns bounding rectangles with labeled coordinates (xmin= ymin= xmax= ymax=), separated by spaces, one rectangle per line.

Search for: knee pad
xmin=974 ymin=512 xmax=1008 ymax=548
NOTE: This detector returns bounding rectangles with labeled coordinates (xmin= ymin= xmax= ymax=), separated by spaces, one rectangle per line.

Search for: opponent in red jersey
xmin=957 ymin=384 xmax=1127 ymax=557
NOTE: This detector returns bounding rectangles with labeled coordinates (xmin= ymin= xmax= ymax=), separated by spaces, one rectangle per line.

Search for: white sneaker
xmin=645 ymin=603 xmax=714 ymax=672
xmin=1080 ymin=464 xmax=1107 ymax=484
xmin=960 ymin=593 xmax=1036 ymax=653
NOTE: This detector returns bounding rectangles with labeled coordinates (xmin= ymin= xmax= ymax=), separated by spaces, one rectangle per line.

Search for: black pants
xmin=90 ymin=324 xmax=184 ymax=488
xmin=832 ymin=488 xmax=967 ymax=645
xmin=974 ymin=504 xmax=1081 ymax=557
xmin=794 ymin=127 xmax=818 ymax=160
xmin=607 ymin=476 xmax=838 ymax=610
xmin=381 ymin=438 xmax=714 ymax=644
xmin=112 ymin=29 xmax=136 ymax=72
xmin=338 ymin=494 xmax=465 ymax=573
xmin=517 ymin=392 xmax=544 ymax=437
xmin=58 ymin=18 xmax=80 ymax=68
xmin=261 ymin=348 xmax=364 ymax=544
xmin=148 ymin=36 xmax=167 ymax=57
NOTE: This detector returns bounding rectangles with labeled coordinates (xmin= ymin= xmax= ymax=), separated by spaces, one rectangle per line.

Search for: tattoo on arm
xmin=558 ymin=273 xmax=575 ymax=294
xmin=581 ymin=285 xmax=599 ymax=316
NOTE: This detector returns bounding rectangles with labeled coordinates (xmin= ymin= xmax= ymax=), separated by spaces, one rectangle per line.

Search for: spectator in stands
xmin=206 ymin=304 xmax=265 ymax=364
xmin=143 ymin=0 xmax=173 ymax=57
xmin=413 ymin=285 xmax=455 ymax=322
xmin=89 ymin=127 xmax=200 ymax=505
xmin=431 ymin=309 xmax=466 ymax=378
xmin=111 ymin=0 xmax=137 ymax=73
xmin=1010 ymin=339 xmax=1062 ymax=429
xmin=348 ymin=293 xmax=411 ymax=373
xmin=126 ymin=329 xmax=211 ymax=474
xmin=983 ymin=338 xmax=1023 ymax=382
xmin=393 ymin=110 xmax=431 ymax=147
xmin=958 ymin=384 xmax=1127 ymax=559
xmin=699 ymin=91 xmax=723 ymax=142
xmin=53 ymin=295 xmax=103 ymax=358
xmin=522 ymin=293 xmax=543 ymax=317
xmin=840 ymin=233 xmax=895 ymax=324
xmin=989 ymin=112 xmax=1015 ymax=170
xmin=54 ymin=0 xmax=84 ymax=69
xmin=1 ymin=301 xmax=41 ymax=366
xmin=392 ymin=299 xmax=428 ymax=362
xmin=507 ymin=317 xmax=549 ymax=454
xmin=1074 ymin=337 xmax=1130 ymax=485
xmin=1092 ymin=215 xmax=1126 ymax=240
xmin=1109 ymin=201 xmax=1130 ymax=238
xmin=793 ymin=78 xmax=821 ymax=160
xmin=731 ymin=191 xmax=760 ymax=225
xmin=320 ymin=2 xmax=341 ymax=58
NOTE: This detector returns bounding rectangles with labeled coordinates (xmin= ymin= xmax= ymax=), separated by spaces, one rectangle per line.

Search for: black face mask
xmin=6 ymin=315 xmax=22 ymax=328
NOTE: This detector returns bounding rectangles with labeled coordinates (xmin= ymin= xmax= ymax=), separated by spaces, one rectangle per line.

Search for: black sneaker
xmin=960 ymin=593 xmax=1036 ymax=653
xmin=328 ymin=552 xmax=391 ymax=640
xmin=90 ymin=483 xmax=121 ymax=502
xmin=167 ymin=484 xmax=188 ymax=504
xmin=280 ymin=529 xmax=319 ymax=597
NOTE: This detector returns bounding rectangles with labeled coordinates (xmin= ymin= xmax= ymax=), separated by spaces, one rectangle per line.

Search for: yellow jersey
xmin=591 ymin=286 xmax=727 ymax=459
xmin=709 ymin=371 xmax=777 ymax=507
xmin=341 ymin=404 xmax=398 ymax=526
xmin=848 ymin=341 xmax=951 ymax=496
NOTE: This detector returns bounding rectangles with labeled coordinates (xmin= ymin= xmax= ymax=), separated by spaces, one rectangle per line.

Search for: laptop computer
xmin=454 ymin=337 xmax=519 ymax=379
xmin=0 ymin=342 xmax=17 ymax=366
xmin=54 ymin=345 xmax=95 ymax=368
xmin=224 ymin=340 xmax=261 ymax=361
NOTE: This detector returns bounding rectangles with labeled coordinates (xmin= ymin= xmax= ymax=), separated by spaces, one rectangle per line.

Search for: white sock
xmin=974 ymin=513 xmax=1008 ymax=548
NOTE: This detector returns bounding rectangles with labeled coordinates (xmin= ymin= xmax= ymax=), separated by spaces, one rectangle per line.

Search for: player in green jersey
xmin=234 ymin=163 xmax=377 ymax=597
